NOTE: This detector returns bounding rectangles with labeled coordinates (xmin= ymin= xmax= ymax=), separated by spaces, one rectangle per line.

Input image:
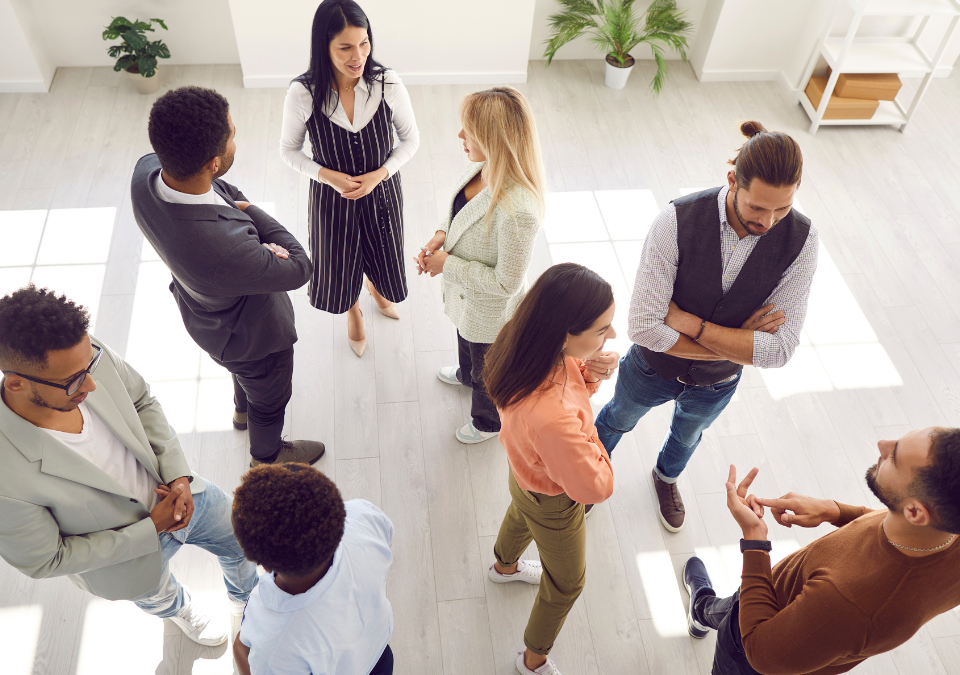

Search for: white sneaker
xmin=516 ymin=651 xmax=561 ymax=675
xmin=456 ymin=420 xmax=499 ymax=444
xmin=488 ymin=559 xmax=542 ymax=585
xmin=228 ymin=598 xmax=247 ymax=618
xmin=437 ymin=366 xmax=462 ymax=385
xmin=169 ymin=600 xmax=228 ymax=646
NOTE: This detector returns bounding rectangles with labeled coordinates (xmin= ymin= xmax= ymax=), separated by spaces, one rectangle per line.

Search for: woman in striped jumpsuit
xmin=280 ymin=0 xmax=420 ymax=357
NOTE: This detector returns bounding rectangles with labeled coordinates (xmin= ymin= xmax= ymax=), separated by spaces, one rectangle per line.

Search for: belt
xmin=677 ymin=373 xmax=738 ymax=387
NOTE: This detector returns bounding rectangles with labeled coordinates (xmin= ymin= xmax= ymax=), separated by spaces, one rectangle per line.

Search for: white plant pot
xmin=604 ymin=58 xmax=634 ymax=90
xmin=125 ymin=68 xmax=161 ymax=95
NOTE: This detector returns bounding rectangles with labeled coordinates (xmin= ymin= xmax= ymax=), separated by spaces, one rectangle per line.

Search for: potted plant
xmin=103 ymin=17 xmax=170 ymax=95
xmin=543 ymin=0 xmax=693 ymax=91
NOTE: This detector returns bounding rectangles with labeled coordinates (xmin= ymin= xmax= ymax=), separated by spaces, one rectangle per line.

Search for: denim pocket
xmin=629 ymin=346 xmax=659 ymax=378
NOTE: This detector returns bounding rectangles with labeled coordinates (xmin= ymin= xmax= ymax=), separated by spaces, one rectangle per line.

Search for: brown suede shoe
xmin=232 ymin=411 xmax=248 ymax=431
xmin=652 ymin=469 xmax=685 ymax=532
xmin=250 ymin=440 xmax=325 ymax=468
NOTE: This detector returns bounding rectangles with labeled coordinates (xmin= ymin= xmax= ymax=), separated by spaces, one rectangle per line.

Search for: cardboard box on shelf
xmin=835 ymin=73 xmax=902 ymax=101
xmin=805 ymin=76 xmax=879 ymax=120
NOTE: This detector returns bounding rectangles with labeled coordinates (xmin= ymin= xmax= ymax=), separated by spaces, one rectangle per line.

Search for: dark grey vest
xmin=640 ymin=187 xmax=811 ymax=385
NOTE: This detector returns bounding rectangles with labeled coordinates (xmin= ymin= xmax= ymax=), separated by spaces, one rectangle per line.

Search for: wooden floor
xmin=1 ymin=60 xmax=960 ymax=675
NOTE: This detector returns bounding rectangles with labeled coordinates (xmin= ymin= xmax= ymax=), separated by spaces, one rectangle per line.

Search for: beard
xmin=213 ymin=150 xmax=235 ymax=179
xmin=733 ymin=191 xmax=780 ymax=236
xmin=29 ymin=384 xmax=76 ymax=413
xmin=865 ymin=463 xmax=906 ymax=513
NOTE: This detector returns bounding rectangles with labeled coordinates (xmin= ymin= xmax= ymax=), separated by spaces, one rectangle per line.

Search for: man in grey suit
xmin=0 ymin=285 xmax=257 ymax=645
xmin=131 ymin=85 xmax=323 ymax=467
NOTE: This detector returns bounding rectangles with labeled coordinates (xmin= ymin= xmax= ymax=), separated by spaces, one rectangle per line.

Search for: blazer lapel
xmin=445 ymin=162 xmax=490 ymax=251
xmin=85 ymin=387 xmax=163 ymax=485
xmin=0 ymin=399 xmax=138 ymax=499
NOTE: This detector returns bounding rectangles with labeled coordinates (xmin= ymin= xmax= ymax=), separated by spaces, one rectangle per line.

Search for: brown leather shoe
xmin=652 ymin=469 xmax=685 ymax=532
xmin=232 ymin=411 xmax=248 ymax=431
xmin=250 ymin=440 xmax=326 ymax=468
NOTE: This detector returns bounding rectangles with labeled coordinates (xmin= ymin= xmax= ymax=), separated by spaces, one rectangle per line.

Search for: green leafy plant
xmin=103 ymin=17 xmax=170 ymax=78
xmin=543 ymin=0 xmax=693 ymax=93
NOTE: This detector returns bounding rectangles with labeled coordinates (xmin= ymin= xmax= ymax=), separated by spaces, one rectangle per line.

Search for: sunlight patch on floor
xmin=0 ymin=604 xmax=43 ymax=675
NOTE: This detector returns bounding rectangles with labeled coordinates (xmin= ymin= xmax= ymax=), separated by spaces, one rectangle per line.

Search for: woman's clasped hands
xmin=413 ymin=230 xmax=448 ymax=276
xmin=320 ymin=166 xmax=389 ymax=200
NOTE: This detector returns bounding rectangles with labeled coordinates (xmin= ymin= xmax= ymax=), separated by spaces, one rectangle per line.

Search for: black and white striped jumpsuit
xmin=303 ymin=79 xmax=408 ymax=314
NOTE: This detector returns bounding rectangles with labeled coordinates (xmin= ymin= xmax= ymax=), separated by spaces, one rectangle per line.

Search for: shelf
xmin=848 ymin=0 xmax=960 ymax=15
xmin=799 ymin=92 xmax=907 ymax=127
xmin=822 ymin=38 xmax=933 ymax=73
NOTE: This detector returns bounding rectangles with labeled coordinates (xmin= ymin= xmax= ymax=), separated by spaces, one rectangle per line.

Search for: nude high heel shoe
xmin=348 ymin=309 xmax=367 ymax=358
xmin=365 ymin=278 xmax=400 ymax=320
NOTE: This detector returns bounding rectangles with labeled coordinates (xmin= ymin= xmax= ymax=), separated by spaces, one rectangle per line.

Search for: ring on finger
xmin=605 ymin=368 xmax=611 ymax=375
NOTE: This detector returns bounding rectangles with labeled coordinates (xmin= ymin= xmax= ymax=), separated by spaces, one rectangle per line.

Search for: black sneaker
xmin=682 ymin=556 xmax=714 ymax=639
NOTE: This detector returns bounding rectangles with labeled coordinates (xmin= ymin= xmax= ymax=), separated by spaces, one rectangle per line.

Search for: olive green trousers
xmin=493 ymin=469 xmax=587 ymax=655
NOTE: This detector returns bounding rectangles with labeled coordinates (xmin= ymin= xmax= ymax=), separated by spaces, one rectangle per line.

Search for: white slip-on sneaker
xmin=437 ymin=366 xmax=462 ymax=385
xmin=456 ymin=420 xmax=499 ymax=444
xmin=169 ymin=600 xmax=228 ymax=646
xmin=488 ymin=559 xmax=543 ymax=585
xmin=515 ymin=651 xmax=561 ymax=675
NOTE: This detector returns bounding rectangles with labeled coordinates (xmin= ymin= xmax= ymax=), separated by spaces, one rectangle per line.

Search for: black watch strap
xmin=740 ymin=538 xmax=772 ymax=553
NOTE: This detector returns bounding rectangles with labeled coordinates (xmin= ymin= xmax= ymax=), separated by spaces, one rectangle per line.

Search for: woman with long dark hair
xmin=280 ymin=0 xmax=419 ymax=357
xmin=482 ymin=262 xmax=619 ymax=675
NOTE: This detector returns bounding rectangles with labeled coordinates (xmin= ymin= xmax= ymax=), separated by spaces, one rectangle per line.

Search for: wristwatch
xmin=740 ymin=538 xmax=772 ymax=553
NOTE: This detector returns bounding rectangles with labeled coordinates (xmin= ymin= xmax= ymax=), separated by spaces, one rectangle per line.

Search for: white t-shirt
xmin=154 ymin=172 xmax=232 ymax=207
xmin=239 ymin=500 xmax=395 ymax=675
xmin=43 ymin=403 xmax=160 ymax=509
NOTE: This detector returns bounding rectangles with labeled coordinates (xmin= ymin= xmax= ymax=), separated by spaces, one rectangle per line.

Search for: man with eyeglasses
xmin=0 ymin=285 xmax=257 ymax=647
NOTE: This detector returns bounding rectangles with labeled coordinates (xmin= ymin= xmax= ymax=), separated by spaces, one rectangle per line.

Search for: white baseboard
xmin=0 ymin=79 xmax=49 ymax=93
xmin=242 ymin=71 xmax=528 ymax=89
xmin=698 ymin=68 xmax=796 ymax=97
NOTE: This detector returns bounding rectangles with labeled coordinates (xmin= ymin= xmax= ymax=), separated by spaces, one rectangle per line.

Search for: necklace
xmin=887 ymin=533 xmax=957 ymax=552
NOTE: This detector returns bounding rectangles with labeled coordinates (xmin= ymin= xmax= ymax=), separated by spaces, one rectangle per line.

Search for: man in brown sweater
xmin=682 ymin=426 xmax=960 ymax=675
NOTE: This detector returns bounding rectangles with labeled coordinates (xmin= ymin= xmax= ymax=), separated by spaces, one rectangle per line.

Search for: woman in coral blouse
xmin=481 ymin=262 xmax=620 ymax=675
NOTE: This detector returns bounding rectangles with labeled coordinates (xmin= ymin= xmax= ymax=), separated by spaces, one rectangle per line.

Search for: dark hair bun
xmin=740 ymin=120 xmax=766 ymax=138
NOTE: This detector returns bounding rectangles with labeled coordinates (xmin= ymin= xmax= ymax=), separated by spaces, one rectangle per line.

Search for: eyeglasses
xmin=2 ymin=344 xmax=103 ymax=396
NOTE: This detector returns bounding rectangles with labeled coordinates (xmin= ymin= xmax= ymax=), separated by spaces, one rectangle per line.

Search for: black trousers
xmin=694 ymin=590 xmax=760 ymax=675
xmin=456 ymin=332 xmax=501 ymax=433
xmin=369 ymin=644 xmax=394 ymax=675
xmin=215 ymin=347 xmax=294 ymax=461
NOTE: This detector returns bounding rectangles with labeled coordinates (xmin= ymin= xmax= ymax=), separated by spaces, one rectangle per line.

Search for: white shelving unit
xmin=798 ymin=0 xmax=960 ymax=133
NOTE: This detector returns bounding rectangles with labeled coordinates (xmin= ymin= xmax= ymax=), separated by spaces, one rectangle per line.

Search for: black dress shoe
xmin=682 ymin=556 xmax=714 ymax=639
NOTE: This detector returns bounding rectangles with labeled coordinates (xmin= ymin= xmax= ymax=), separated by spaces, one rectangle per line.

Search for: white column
xmin=0 ymin=0 xmax=55 ymax=92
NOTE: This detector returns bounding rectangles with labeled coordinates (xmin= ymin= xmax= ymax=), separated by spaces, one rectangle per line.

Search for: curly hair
xmin=0 ymin=284 xmax=90 ymax=370
xmin=147 ymin=86 xmax=231 ymax=180
xmin=912 ymin=427 xmax=960 ymax=534
xmin=232 ymin=463 xmax=347 ymax=576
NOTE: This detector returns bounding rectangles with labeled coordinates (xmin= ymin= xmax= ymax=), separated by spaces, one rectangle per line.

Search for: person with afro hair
xmin=131 ymin=85 xmax=325 ymax=469
xmin=0 ymin=285 xmax=258 ymax=647
xmin=232 ymin=463 xmax=395 ymax=675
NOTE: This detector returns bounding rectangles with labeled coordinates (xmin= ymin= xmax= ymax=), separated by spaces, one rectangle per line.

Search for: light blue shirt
xmin=239 ymin=500 xmax=395 ymax=675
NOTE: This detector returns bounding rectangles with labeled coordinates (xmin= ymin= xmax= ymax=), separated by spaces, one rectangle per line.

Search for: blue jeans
xmin=131 ymin=480 xmax=258 ymax=618
xmin=595 ymin=345 xmax=741 ymax=481
xmin=693 ymin=591 xmax=760 ymax=675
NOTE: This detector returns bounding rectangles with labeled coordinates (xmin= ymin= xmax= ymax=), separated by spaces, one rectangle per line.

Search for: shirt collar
xmin=258 ymin=543 xmax=344 ymax=612
xmin=717 ymin=185 xmax=731 ymax=231
xmin=354 ymin=77 xmax=370 ymax=94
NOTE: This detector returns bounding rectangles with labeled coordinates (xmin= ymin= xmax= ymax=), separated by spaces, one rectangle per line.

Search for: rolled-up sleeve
xmin=628 ymin=204 xmax=682 ymax=352
xmin=751 ymin=226 xmax=819 ymax=368
xmin=280 ymin=82 xmax=324 ymax=182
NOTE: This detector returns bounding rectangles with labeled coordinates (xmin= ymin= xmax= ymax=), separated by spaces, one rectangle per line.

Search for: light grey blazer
xmin=0 ymin=336 xmax=203 ymax=601
xmin=440 ymin=162 xmax=541 ymax=344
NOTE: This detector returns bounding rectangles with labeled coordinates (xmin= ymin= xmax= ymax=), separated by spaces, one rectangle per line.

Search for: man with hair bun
xmin=0 ymin=285 xmax=257 ymax=647
xmin=595 ymin=121 xmax=819 ymax=532
xmin=231 ymin=463 xmax=395 ymax=675
xmin=132 ymin=85 xmax=324 ymax=469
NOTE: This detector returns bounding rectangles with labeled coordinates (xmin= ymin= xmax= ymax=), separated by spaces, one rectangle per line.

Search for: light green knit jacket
xmin=440 ymin=162 xmax=542 ymax=344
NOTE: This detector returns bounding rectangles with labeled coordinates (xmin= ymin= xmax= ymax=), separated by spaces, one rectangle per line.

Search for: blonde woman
xmin=415 ymin=87 xmax=546 ymax=444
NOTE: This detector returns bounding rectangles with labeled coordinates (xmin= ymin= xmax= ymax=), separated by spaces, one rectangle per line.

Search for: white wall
xmin=27 ymin=0 xmax=239 ymax=68
xmin=529 ymin=0 xmax=707 ymax=62
xmin=0 ymin=0 xmax=55 ymax=92
xmin=230 ymin=0 xmax=537 ymax=88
